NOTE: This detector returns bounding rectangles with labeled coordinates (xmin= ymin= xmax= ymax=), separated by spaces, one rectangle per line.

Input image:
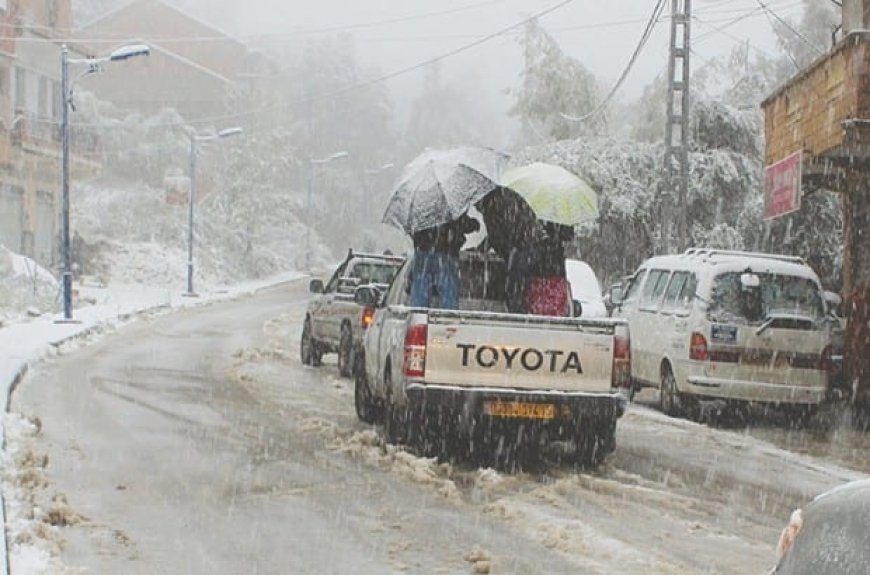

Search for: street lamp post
xmin=59 ymin=43 xmax=150 ymax=321
xmin=305 ymin=151 xmax=349 ymax=271
xmin=363 ymin=162 xmax=394 ymax=224
xmin=185 ymin=127 xmax=243 ymax=296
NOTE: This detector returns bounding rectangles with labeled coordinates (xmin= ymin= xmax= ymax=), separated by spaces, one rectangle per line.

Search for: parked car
xmin=565 ymin=259 xmax=607 ymax=318
xmin=301 ymin=250 xmax=404 ymax=377
xmin=612 ymin=248 xmax=835 ymax=418
xmin=772 ymin=479 xmax=870 ymax=575
xmin=352 ymin=249 xmax=631 ymax=467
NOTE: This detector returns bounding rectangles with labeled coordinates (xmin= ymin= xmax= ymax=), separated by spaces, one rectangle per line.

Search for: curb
xmin=0 ymin=274 xmax=304 ymax=573
xmin=1 ymin=362 xmax=27 ymax=575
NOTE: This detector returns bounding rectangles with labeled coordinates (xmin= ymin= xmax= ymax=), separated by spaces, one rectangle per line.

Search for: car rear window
xmin=347 ymin=261 xmax=401 ymax=285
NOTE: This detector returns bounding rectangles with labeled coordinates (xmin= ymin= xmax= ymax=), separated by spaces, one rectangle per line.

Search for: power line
xmin=755 ymin=0 xmax=825 ymax=57
xmin=561 ymin=0 xmax=668 ymax=122
xmin=37 ymin=0 xmax=576 ymax=131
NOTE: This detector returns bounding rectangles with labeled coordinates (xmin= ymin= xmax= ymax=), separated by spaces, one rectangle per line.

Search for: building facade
xmin=74 ymin=0 xmax=273 ymax=122
xmin=0 ymin=0 xmax=86 ymax=268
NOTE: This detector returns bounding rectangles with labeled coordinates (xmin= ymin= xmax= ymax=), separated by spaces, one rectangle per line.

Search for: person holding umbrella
xmin=525 ymin=221 xmax=574 ymax=317
xmin=497 ymin=162 xmax=599 ymax=317
xmin=474 ymin=186 xmax=541 ymax=314
xmin=381 ymin=146 xmax=509 ymax=309
xmin=409 ymin=213 xmax=479 ymax=309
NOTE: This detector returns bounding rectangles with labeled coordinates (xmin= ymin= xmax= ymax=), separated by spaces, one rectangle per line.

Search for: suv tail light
xmin=612 ymin=326 xmax=631 ymax=388
xmin=361 ymin=306 xmax=375 ymax=329
xmin=689 ymin=332 xmax=708 ymax=361
xmin=817 ymin=344 xmax=834 ymax=372
xmin=402 ymin=323 xmax=427 ymax=378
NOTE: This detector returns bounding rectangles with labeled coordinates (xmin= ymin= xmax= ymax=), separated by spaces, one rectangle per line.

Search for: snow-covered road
xmin=5 ymin=278 xmax=867 ymax=574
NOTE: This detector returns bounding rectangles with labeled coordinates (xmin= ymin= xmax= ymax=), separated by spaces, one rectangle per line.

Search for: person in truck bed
xmin=409 ymin=213 xmax=479 ymax=309
xmin=526 ymin=222 xmax=573 ymax=317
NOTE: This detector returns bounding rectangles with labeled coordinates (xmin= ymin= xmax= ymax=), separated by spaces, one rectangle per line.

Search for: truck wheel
xmin=338 ymin=324 xmax=353 ymax=378
xmin=660 ymin=366 xmax=680 ymax=416
xmin=300 ymin=318 xmax=322 ymax=367
xmin=354 ymin=356 xmax=381 ymax=424
xmin=574 ymin=419 xmax=615 ymax=468
xmin=383 ymin=368 xmax=407 ymax=444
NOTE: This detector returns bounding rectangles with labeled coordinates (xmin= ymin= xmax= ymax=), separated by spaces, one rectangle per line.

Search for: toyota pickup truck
xmin=301 ymin=250 xmax=404 ymax=377
xmin=352 ymin=250 xmax=631 ymax=467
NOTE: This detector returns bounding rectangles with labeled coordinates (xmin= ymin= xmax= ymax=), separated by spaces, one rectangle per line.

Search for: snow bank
xmin=0 ymin=247 xmax=59 ymax=325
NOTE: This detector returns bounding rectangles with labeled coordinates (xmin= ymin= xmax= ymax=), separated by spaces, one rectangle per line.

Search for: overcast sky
xmin=178 ymin=0 xmax=804 ymax=96
xmin=172 ymin=0 xmax=808 ymax=146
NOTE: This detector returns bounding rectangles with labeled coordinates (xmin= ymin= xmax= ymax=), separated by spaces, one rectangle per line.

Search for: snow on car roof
xmin=639 ymin=249 xmax=819 ymax=280
xmin=565 ymin=259 xmax=602 ymax=300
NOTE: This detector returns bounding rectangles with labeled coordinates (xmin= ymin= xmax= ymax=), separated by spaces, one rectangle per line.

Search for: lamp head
xmin=109 ymin=44 xmax=150 ymax=62
xmin=218 ymin=127 xmax=243 ymax=138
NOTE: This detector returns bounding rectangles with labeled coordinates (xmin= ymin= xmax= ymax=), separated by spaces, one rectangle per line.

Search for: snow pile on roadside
xmin=0 ymin=413 xmax=81 ymax=575
xmin=0 ymin=246 xmax=59 ymax=323
xmin=336 ymin=430 xmax=461 ymax=502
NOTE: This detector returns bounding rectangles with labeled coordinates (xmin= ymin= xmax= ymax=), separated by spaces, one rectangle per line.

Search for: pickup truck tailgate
xmin=424 ymin=311 xmax=619 ymax=393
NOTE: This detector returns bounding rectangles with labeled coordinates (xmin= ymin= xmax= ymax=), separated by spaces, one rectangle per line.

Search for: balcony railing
xmin=10 ymin=110 xmax=102 ymax=161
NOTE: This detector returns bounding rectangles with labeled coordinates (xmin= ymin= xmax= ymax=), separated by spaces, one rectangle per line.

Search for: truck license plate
xmin=484 ymin=401 xmax=555 ymax=420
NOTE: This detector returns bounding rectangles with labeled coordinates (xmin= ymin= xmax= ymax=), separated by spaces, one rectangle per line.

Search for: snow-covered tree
xmin=771 ymin=0 xmax=839 ymax=72
xmin=509 ymin=19 xmax=606 ymax=146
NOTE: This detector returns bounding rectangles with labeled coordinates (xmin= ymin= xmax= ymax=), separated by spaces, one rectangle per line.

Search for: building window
xmin=0 ymin=65 xmax=8 ymax=97
xmin=14 ymin=67 xmax=25 ymax=111
xmin=38 ymin=76 xmax=48 ymax=117
xmin=46 ymin=0 xmax=58 ymax=27
xmin=51 ymin=80 xmax=60 ymax=119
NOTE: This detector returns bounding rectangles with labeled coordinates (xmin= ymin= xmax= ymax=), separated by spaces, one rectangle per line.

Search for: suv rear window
xmin=708 ymin=271 xmax=824 ymax=323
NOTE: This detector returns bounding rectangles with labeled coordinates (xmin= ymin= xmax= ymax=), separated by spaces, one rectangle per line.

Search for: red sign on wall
xmin=764 ymin=151 xmax=802 ymax=220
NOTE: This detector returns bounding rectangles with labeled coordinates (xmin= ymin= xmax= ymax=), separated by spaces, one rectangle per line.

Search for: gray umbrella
xmin=382 ymin=146 xmax=510 ymax=235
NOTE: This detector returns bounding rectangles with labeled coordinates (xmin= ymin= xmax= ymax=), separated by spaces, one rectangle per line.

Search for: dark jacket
xmin=413 ymin=214 xmax=479 ymax=256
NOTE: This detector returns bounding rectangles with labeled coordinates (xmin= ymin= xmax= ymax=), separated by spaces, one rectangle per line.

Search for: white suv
xmin=612 ymin=249 xmax=835 ymax=417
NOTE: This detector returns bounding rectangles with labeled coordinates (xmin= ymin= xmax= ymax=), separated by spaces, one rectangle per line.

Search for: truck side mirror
xmin=309 ymin=279 xmax=324 ymax=293
xmin=354 ymin=285 xmax=379 ymax=307
xmin=572 ymin=299 xmax=583 ymax=317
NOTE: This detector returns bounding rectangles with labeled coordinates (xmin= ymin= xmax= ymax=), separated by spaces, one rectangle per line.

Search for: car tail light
xmin=817 ymin=344 xmax=834 ymax=372
xmin=402 ymin=323 xmax=427 ymax=378
xmin=612 ymin=326 xmax=631 ymax=388
xmin=361 ymin=306 xmax=375 ymax=329
xmin=689 ymin=332 xmax=708 ymax=361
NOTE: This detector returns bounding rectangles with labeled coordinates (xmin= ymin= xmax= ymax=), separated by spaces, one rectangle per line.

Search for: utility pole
xmin=662 ymin=0 xmax=691 ymax=253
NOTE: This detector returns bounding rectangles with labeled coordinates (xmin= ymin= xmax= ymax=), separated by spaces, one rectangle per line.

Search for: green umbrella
xmin=501 ymin=162 xmax=599 ymax=226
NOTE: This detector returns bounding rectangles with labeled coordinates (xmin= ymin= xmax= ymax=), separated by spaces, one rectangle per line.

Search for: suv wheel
xmin=338 ymin=324 xmax=353 ymax=378
xmin=660 ymin=365 xmax=680 ymax=416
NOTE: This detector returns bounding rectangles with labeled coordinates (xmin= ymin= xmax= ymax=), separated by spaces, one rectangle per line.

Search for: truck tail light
xmin=402 ymin=323 xmax=427 ymax=378
xmin=612 ymin=326 xmax=631 ymax=388
xmin=361 ymin=306 xmax=375 ymax=329
xmin=689 ymin=332 xmax=708 ymax=361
